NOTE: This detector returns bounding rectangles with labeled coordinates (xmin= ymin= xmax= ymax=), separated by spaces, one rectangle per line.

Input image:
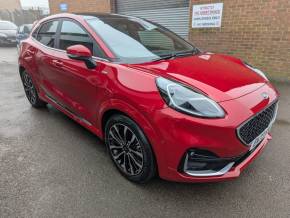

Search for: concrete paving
xmin=0 ymin=47 xmax=289 ymax=218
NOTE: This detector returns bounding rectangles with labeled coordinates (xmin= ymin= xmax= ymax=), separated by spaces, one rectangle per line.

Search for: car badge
xmin=261 ymin=92 xmax=269 ymax=99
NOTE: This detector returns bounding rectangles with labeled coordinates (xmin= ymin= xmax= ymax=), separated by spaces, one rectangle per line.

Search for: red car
xmin=18 ymin=13 xmax=279 ymax=183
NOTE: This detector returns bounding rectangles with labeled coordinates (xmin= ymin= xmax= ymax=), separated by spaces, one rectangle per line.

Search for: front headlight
xmin=245 ymin=63 xmax=268 ymax=81
xmin=156 ymin=77 xmax=225 ymax=118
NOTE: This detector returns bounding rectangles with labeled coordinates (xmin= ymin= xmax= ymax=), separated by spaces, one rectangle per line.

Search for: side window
xmin=32 ymin=26 xmax=39 ymax=39
xmin=59 ymin=20 xmax=94 ymax=54
xmin=36 ymin=20 xmax=58 ymax=47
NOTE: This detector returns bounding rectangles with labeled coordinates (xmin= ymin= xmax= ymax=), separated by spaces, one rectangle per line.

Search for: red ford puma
xmin=18 ymin=13 xmax=279 ymax=183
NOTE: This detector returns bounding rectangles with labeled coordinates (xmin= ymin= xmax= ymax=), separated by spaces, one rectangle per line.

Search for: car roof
xmin=33 ymin=13 xmax=138 ymax=33
xmin=39 ymin=13 xmax=134 ymax=23
xmin=75 ymin=12 xmax=131 ymax=19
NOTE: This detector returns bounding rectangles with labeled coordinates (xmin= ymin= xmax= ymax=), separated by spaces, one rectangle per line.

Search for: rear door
xmin=34 ymin=19 xmax=63 ymax=101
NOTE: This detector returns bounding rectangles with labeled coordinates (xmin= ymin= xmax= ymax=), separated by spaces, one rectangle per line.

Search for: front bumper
xmin=168 ymin=133 xmax=271 ymax=183
xmin=149 ymin=83 xmax=278 ymax=182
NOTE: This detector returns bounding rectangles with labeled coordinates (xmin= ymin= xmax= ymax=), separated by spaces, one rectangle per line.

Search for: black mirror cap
xmin=68 ymin=54 xmax=97 ymax=69
xmin=84 ymin=57 xmax=97 ymax=69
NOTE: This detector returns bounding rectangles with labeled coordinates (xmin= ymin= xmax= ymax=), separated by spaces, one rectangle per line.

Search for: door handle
xmin=52 ymin=59 xmax=63 ymax=68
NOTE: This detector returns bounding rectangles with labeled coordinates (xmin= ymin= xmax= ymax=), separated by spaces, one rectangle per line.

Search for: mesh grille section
xmin=238 ymin=102 xmax=277 ymax=145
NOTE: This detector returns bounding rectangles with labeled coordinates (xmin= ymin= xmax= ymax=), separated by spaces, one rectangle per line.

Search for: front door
xmin=44 ymin=19 xmax=105 ymax=124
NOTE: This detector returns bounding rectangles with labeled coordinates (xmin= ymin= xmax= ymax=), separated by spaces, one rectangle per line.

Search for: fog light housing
xmin=181 ymin=149 xmax=235 ymax=177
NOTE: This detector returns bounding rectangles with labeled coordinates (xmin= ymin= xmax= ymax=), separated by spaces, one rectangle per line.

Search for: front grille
xmin=237 ymin=102 xmax=278 ymax=145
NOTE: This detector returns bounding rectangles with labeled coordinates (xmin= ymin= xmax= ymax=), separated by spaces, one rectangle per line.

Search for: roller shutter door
xmin=116 ymin=0 xmax=190 ymax=39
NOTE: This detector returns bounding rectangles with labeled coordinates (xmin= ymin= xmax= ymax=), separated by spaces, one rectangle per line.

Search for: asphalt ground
xmin=0 ymin=47 xmax=289 ymax=218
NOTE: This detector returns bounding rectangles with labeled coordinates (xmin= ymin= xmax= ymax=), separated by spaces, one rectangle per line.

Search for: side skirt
xmin=42 ymin=94 xmax=103 ymax=140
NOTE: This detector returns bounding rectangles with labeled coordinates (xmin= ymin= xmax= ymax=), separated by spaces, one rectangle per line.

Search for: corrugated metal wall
xmin=116 ymin=0 xmax=189 ymax=12
xmin=116 ymin=0 xmax=190 ymax=39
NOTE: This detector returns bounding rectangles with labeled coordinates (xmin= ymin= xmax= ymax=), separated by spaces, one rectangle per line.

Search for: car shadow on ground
xmin=39 ymin=103 xmax=254 ymax=191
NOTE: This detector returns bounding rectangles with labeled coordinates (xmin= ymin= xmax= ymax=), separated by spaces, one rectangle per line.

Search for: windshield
xmin=0 ymin=22 xmax=17 ymax=30
xmin=85 ymin=16 xmax=198 ymax=63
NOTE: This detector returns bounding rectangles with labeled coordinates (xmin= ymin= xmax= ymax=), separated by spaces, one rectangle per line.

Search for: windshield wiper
xmin=175 ymin=48 xmax=200 ymax=57
xmin=152 ymin=48 xmax=200 ymax=62
xmin=151 ymin=53 xmax=176 ymax=62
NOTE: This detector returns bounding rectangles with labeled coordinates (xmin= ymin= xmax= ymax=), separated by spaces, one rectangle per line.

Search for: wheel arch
xmin=101 ymin=109 xmax=127 ymax=134
xmin=19 ymin=65 xmax=25 ymax=75
xmin=99 ymin=99 xmax=157 ymax=142
xmin=99 ymin=100 xmax=163 ymax=176
xmin=18 ymin=63 xmax=42 ymax=94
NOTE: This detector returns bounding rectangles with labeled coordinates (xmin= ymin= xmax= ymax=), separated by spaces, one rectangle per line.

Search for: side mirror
xmin=66 ymin=45 xmax=97 ymax=69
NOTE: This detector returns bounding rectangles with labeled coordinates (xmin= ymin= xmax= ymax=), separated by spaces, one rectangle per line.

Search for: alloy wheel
xmin=22 ymin=72 xmax=37 ymax=105
xmin=108 ymin=123 xmax=144 ymax=176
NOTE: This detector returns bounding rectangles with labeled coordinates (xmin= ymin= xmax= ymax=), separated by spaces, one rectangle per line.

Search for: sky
xmin=20 ymin=0 xmax=49 ymax=8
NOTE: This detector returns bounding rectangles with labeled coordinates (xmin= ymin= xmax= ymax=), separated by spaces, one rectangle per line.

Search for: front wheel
xmin=105 ymin=114 xmax=156 ymax=183
xmin=21 ymin=70 xmax=47 ymax=108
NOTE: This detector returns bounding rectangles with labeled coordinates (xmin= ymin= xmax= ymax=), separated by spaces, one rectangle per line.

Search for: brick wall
xmin=189 ymin=0 xmax=290 ymax=81
xmin=48 ymin=0 xmax=113 ymax=14
xmin=0 ymin=0 xmax=21 ymax=11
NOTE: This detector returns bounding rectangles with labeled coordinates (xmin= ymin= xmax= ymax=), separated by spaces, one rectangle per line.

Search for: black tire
xmin=20 ymin=70 xmax=47 ymax=108
xmin=105 ymin=114 xmax=156 ymax=183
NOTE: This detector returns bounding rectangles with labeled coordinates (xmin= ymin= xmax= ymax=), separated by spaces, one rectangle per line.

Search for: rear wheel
xmin=21 ymin=70 xmax=47 ymax=108
xmin=105 ymin=114 xmax=156 ymax=183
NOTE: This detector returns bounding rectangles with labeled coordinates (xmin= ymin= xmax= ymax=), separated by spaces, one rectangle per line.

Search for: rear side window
xmin=32 ymin=26 xmax=39 ymax=39
xmin=59 ymin=20 xmax=93 ymax=53
xmin=37 ymin=20 xmax=58 ymax=48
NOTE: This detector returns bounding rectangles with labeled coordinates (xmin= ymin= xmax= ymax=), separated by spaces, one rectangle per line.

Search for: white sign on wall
xmin=59 ymin=3 xmax=68 ymax=12
xmin=192 ymin=3 xmax=224 ymax=28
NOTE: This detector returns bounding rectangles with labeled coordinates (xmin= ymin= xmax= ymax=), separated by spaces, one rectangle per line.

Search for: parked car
xmin=0 ymin=20 xmax=17 ymax=46
xmin=16 ymin=24 xmax=33 ymax=49
xmin=18 ymin=13 xmax=279 ymax=183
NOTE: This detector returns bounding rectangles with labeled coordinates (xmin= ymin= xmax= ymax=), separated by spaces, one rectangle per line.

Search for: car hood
xmin=127 ymin=53 xmax=267 ymax=102
xmin=0 ymin=29 xmax=17 ymax=37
